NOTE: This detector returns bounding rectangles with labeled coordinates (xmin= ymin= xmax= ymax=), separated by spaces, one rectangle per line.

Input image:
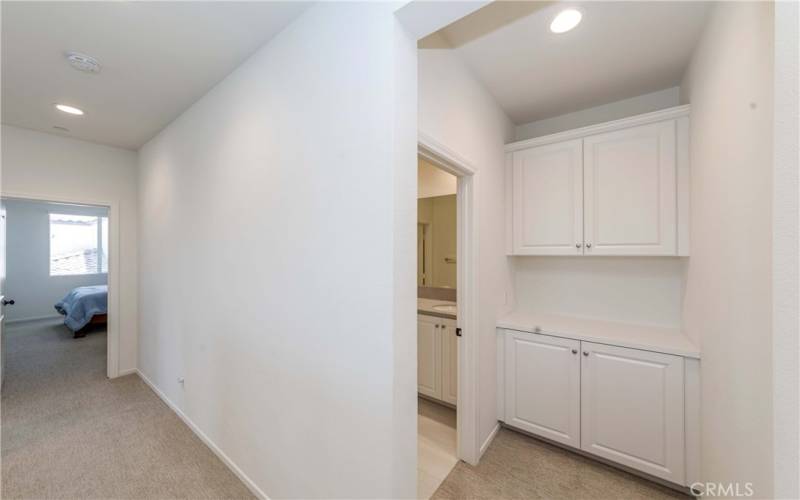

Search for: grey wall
xmin=5 ymin=198 xmax=107 ymax=322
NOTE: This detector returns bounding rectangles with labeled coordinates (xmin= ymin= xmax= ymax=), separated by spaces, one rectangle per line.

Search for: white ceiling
xmin=431 ymin=1 xmax=711 ymax=125
xmin=1 ymin=1 xmax=309 ymax=150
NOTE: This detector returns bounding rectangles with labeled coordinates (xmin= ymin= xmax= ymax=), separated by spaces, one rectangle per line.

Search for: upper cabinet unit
xmin=505 ymin=106 xmax=690 ymax=257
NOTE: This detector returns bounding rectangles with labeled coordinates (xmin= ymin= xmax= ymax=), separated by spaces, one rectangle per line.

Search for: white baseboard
xmin=135 ymin=370 xmax=270 ymax=500
xmin=6 ymin=314 xmax=62 ymax=325
xmin=479 ymin=422 xmax=501 ymax=458
xmin=117 ymin=368 xmax=137 ymax=377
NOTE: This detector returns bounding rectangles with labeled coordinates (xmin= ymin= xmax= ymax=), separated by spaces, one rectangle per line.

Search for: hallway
xmin=1 ymin=319 xmax=252 ymax=499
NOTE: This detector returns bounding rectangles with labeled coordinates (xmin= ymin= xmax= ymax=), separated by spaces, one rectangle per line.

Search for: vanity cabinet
xmin=417 ymin=314 xmax=457 ymax=406
xmin=417 ymin=315 xmax=441 ymax=399
xmin=499 ymin=327 xmax=696 ymax=486
xmin=505 ymin=107 xmax=690 ymax=256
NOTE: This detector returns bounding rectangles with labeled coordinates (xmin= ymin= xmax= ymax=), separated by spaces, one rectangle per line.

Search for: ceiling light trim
xmin=55 ymin=104 xmax=85 ymax=116
xmin=550 ymin=8 xmax=583 ymax=34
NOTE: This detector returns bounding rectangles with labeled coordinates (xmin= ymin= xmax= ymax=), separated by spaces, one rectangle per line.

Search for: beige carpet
xmin=1 ymin=318 xmax=253 ymax=500
xmin=432 ymin=427 xmax=689 ymax=500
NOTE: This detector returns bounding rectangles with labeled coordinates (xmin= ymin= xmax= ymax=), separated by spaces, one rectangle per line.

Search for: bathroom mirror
xmin=417 ymin=194 xmax=456 ymax=289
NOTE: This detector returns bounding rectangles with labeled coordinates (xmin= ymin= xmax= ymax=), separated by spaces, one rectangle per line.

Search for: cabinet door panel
xmin=513 ymin=140 xmax=583 ymax=255
xmin=583 ymin=121 xmax=677 ymax=255
xmin=417 ymin=316 xmax=441 ymax=399
xmin=580 ymin=342 xmax=685 ymax=484
xmin=440 ymin=319 xmax=458 ymax=406
xmin=504 ymin=330 xmax=580 ymax=447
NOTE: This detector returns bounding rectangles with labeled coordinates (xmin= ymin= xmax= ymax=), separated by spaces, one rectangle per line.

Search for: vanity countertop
xmin=418 ymin=298 xmax=457 ymax=320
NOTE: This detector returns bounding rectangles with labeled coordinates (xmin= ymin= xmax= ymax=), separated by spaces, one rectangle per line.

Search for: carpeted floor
xmin=1 ymin=318 xmax=254 ymax=500
xmin=432 ymin=427 xmax=690 ymax=500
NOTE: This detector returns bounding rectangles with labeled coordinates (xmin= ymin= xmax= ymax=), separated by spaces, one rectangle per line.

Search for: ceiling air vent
xmin=65 ymin=51 xmax=101 ymax=73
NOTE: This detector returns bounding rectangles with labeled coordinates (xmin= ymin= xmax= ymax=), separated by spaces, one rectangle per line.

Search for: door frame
xmin=418 ymin=133 xmax=480 ymax=465
xmin=0 ymin=192 xmax=121 ymax=379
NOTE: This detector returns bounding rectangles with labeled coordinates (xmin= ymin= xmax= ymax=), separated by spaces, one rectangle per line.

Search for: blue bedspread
xmin=54 ymin=285 xmax=108 ymax=332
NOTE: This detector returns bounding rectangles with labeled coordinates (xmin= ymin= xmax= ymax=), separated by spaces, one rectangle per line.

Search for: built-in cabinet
xmin=418 ymin=314 xmax=457 ymax=406
xmin=580 ymin=341 xmax=685 ymax=483
xmin=506 ymin=106 xmax=690 ymax=256
xmin=504 ymin=330 xmax=580 ymax=447
xmin=499 ymin=327 xmax=698 ymax=487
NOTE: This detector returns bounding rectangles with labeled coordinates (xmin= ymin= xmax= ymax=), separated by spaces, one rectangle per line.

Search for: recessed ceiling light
xmin=550 ymin=9 xmax=582 ymax=34
xmin=65 ymin=51 xmax=102 ymax=73
xmin=55 ymin=104 xmax=84 ymax=115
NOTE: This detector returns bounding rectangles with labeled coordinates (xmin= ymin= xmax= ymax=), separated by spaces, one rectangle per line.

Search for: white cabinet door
xmin=504 ymin=330 xmax=581 ymax=447
xmin=583 ymin=121 xmax=677 ymax=255
xmin=580 ymin=342 xmax=685 ymax=484
xmin=440 ymin=318 xmax=458 ymax=406
xmin=512 ymin=140 xmax=583 ymax=255
xmin=417 ymin=315 xmax=441 ymax=399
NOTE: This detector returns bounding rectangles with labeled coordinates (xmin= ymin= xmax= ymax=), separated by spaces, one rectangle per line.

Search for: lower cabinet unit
xmin=498 ymin=328 xmax=696 ymax=488
xmin=417 ymin=315 xmax=441 ymax=399
xmin=580 ymin=342 xmax=685 ymax=485
xmin=418 ymin=314 xmax=457 ymax=406
xmin=504 ymin=330 xmax=580 ymax=447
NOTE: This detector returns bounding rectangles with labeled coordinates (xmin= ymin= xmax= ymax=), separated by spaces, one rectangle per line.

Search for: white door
xmin=512 ymin=140 xmax=583 ymax=255
xmin=417 ymin=315 xmax=441 ymax=399
xmin=440 ymin=318 xmax=458 ymax=406
xmin=504 ymin=330 xmax=580 ymax=447
xmin=583 ymin=120 xmax=677 ymax=255
xmin=0 ymin=201 xmax=6 ymax=388
xmin=580 ymin=342 xmax=685 ymax=484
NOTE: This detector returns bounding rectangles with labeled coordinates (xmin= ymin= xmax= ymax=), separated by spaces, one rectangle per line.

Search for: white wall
xmin=0 ymin=125 xmax=138 ymax=373
xmin=137 ymin=3 xmax=416 ymax=498
xmin=515 ymin=87 xmax=681 ymax=141
xmin=418 ymin=32 xmax=515 ymax=454
xmin=512 ymin=257 xmax=685 ymax=328
xmin=772 ymin=2 xmax=800 ymax=496
xmin=680 ymin=2 xmax=774 ymax=496
xmin=4 ymin=199 xmax=108 ymax=322
xmin=418 ymin=156 xmax=456 ymax=198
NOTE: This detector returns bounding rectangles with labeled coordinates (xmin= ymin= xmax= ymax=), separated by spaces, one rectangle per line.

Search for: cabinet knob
xmin=435 ymin=324 xmax=440 ymax=328
xmin=571 ymin=349 xmax=578 ymax=354
xmin=583 ymin=351 xmax=589 ymax=356
xmin=575 ymin=243 xmax=582 ymax=248
xmin=586 ymin=243 xmax=592 ymax=249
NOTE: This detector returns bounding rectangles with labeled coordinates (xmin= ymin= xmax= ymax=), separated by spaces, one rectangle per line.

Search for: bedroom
xmin=1 ymin=198 xmax=111 ymax=374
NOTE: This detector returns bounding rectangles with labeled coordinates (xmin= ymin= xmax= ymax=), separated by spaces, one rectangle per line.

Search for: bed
xmin=54 ymin=285 xmax=108 ymax=338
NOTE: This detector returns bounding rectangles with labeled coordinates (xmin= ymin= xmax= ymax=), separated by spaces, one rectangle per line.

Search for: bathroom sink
xmin=432 ymin=304 xmax=457 ymax=314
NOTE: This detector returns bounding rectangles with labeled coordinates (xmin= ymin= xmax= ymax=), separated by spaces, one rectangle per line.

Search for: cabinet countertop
xmin=418 ymin=298 xmax=457 ymax=320
xmin=498 ymin=311 xmax=700 ymax=359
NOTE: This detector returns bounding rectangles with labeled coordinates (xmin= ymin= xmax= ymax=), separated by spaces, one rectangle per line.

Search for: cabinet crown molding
xmin=506 ymin=104 xmax=690 ymax=152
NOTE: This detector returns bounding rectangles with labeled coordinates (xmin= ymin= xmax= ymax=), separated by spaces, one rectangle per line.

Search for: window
xmin=49 ymin=213 xmax=109 ymax=276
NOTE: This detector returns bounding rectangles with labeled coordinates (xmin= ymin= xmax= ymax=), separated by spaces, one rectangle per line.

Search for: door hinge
xmin=455 ymin=327 xmax=462 ymax=337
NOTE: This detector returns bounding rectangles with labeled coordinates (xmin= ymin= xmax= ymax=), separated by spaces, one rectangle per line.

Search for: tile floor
xmin=417 ymin=397 xmax=458 ymax=499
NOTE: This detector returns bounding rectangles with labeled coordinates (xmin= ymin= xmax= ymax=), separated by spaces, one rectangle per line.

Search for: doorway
xmin=0 ymin=194 xmax=120 ymax=382
xmin=417 ymin=136 xmax=477 ymax=498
